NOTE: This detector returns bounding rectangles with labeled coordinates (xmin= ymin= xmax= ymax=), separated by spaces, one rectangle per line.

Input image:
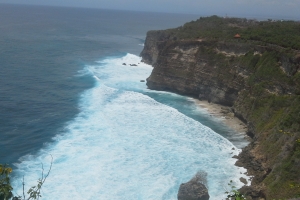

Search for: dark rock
xmin=235 ymin=143 xmax=267 ymax=185
xmin=122 ymin=63 xmax=126 ymax=65
xmin=240 ymin=177 xmax=248 ymax=185
xmin=178 ymin=172 xmax=209 ymax=200
xmin=130 ymin=64 xmax=138 ymax=66
xmin=140 ymin=80 xmax=145 ymax=82
xmin=239 ymin=185 xmax=266 ymax=200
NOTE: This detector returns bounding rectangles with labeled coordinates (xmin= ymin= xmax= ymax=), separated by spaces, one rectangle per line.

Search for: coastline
xmin=141 ymin=15 xmax=300 ymax=198
xmin=192 ymin=99 xmax=268 ymax=199
xmin=193 ymin=99 xmax=250 ymax=141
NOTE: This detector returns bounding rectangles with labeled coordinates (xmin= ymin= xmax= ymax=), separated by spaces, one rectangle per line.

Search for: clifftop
xmin=141 ymin=16 xmax=300 ymax=199
xmin=142 ymin=15 xmax=300 ymax=50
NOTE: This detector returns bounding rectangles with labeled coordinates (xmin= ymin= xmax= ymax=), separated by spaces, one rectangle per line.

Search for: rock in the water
xmin=140 ymin=80 xmax=145 ymax=82
xmin=240 ymin=177 xmax=248 ymax=185
xmin=130 ymin=64 xmax=137 ymax=66
xmin=178 ymin=172 xmax=210 ymax=200
xmin=122 ymin=63 xmax=126 ymax=65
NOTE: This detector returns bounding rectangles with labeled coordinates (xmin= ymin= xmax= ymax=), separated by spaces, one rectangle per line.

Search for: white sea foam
xmin=12 ymin=54 xmax=249 ymax=200
xmin=87 ymin=53 xmax=152 ymax=92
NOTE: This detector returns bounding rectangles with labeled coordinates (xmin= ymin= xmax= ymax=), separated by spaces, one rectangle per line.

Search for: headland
xmin=141 ymin=16 xmax=300 ymax=199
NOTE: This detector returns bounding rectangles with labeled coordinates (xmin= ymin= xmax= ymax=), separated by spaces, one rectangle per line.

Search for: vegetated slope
xmin=141 ymin=16 xmax=300 ymax=199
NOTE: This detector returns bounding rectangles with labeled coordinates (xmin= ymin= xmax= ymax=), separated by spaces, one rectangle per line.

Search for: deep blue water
xmin=0 ymin=4 xmax=249 ymax=199
xmin=0 ymin=4 xmax=201 ymax=164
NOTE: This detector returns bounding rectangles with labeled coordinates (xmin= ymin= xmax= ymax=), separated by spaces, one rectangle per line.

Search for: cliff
xmin=141 ymin=16 xmax=300 ymax=199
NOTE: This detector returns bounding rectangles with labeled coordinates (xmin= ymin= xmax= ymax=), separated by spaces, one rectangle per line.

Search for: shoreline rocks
xmin=178 ymin=172 xmax=210 ymax=200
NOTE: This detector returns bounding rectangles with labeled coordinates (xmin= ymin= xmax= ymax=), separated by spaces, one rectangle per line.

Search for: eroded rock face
xmin=178 ymin=172 xmax=209 ymax=200
xmin=143 ymin=39 xmax=254 ymax=106
xmin=239 ymin=185 xmax=266 ymax=200
xmin=140 ymin=30 xmax=170 ymax=65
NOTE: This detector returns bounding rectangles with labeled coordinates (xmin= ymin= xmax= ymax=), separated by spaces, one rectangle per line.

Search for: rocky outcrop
xmin=141 ymin=16 xmax=300 ymax=199
xmin=178 ymin=172 xmax=209 ymax=200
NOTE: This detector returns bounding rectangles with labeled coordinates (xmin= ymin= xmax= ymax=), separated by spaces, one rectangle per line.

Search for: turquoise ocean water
xmin=0 ymin=4 xmax=249 ymax=199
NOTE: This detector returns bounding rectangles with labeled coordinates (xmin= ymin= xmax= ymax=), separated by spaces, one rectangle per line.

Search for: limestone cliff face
xmin=140 ymin=30 xmax=169 ymax=65
xmin=142 ymin=39 xmax=255 ymax=106
xmin=141 ymin=25 xmax=300 ymax=199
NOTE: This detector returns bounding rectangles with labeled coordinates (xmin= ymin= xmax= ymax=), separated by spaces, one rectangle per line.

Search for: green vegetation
xmin=232 ymin=50 xmax=300 ymax=199
xmin=225 ymin=180 xmax=247 ymax=200
xmin=0 ymin=165 xmax=13 ymax=200
xmin=163 ymin=16 xmax=300 ymax=50
xmin=0 ymin=157 xmax=52 ymax=200
xmin=241 ymin=21 xmax=300 ymax=49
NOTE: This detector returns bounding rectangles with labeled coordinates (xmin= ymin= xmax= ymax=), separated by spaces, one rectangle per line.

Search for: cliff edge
xmin=141 ymin=16 xmax=300 ymax=199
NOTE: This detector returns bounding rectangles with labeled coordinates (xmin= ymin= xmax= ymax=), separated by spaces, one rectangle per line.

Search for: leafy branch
xmin=224 ymin=180 xmax=247 ymax=200
xmin=25 ymin=155 xmax=52 ymax=200
xmin=0 ymin=155 xmax=53 ymax=200
xmin=0 ymin=164 xmax=13 ymax=200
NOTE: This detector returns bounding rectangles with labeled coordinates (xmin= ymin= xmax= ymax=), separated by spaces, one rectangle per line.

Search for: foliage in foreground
xmin=0 ymin=157 xmax=52 ymax=200
xmin=225 ymin=180 xmax=247 ymax=200
xmin=0 ymin=164 xmax=13 ymax=200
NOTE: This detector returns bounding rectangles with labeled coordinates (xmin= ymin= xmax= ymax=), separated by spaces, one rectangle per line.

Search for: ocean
xmin=0 ymin=4 xmax=249 ymax=199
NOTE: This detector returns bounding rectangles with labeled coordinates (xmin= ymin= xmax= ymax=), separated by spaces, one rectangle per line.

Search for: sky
xmin=0 ymin=0 xmax=300 ymax=20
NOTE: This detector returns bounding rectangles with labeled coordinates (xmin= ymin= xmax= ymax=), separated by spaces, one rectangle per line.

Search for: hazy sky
xmin=0 ymin=0 xmax=299 ymax=19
